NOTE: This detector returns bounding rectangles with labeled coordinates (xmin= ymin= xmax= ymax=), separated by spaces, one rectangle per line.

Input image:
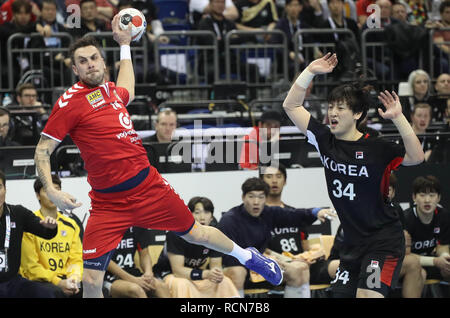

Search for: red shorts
xmin=82 ymin=165 xmax=195 ymax=260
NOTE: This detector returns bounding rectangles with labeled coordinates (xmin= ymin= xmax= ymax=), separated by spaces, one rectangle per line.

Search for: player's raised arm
xmin=378 ymin=91 xmax=425 ymax=166
xmin=283 ymin=53 xmax=338 ymax=134
xmin=111 ymin=14 xmax=135 ymax=103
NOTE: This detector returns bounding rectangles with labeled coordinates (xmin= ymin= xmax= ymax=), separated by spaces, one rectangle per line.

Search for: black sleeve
xmin=438 ymin=208 xmax=450 ymax=245
xmin=134 ymin=227 xmax=154 ymax=250
xmin=306 ymin=115 xmax=332 ymax=152
xmin=265 ymin=206 xmax=317 ymax=229
xmin=19 ymin=206 xmax=57 ymax=239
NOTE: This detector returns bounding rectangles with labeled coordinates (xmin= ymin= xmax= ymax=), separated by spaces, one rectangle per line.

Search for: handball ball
xmin=118 ymin=8 xmax=146 ymax=42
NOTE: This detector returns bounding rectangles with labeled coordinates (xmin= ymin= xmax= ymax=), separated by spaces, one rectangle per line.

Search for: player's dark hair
xmin=80 ymin=0 xmax=96 ymax=8
xmin=34 ymin=174 xmax=61 ymax=194
xmin=188 ymin=196 xmax=214 ymax=214
xmin=68 ymin=35 xmax=103 ymax=65
xmin=12 ymin=0 xmax=32 ymax=14
xmin=389 ymin=172 xmax=398 ymax=192
xmin=258 ymin=163 xmax=287 ymax=181
xmin=412 ymin=175 xmax=441 ymax=195
xmin=327 ymin=82 xmax=372 ymax=128
xmin=242 ymin=177 xmax=270 ymax=196
xmin=0 ymin=170 xmax=5 ymax=187
xmin=260 ymin=110 xmax=282 ymax=124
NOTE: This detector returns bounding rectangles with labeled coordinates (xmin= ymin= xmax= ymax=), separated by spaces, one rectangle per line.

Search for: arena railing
xmin=428 ymin=27 xmax=450 ymax=79
xmin=224 ymin=30 xmax=289 ymax=98
xmin=153 ymin=30 xmax=219 ymax=101
xmin=7 ymin=32 xmax=75 ymax=91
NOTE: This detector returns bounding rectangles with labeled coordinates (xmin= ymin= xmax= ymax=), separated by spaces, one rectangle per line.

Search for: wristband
xmin=295 ymin=69 xmax=315 ymax=89
xmin=311 ymin=208 xmax=321 ymax=217
xmin=120 ymin=45 xmax=131 ymax=60
xmin=190 ymin=268 xmax=203 ymax=281
xmin=419 ymin=255 xmax=435 ymax=267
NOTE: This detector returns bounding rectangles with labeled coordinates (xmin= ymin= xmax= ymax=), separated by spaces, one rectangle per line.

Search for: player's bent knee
xmin=182 ymin=223 xmax=210 ymax=245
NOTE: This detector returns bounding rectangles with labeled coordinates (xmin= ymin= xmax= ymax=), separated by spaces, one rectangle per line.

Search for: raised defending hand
xmin=307 ymin=52 xmax=338 ymax=75
xmin=377 ymin=90 xmax=403 ymax=120
xmin=111 ymin=14 xmax=132 ymax=46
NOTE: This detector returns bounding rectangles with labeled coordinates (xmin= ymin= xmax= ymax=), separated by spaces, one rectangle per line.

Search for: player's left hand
xmin=40 ymin=216 xmax=57 ymax=229
xmin=377 ymin=90 xmax=403 ymax=120
xmin=111 ymin=14 xmax=132 ymax=46
xmin=317 ymin=208 xmax=337 ymax=223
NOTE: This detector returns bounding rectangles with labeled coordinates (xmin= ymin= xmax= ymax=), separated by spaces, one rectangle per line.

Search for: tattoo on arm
xmin=35 ymin=135 xmax=60 ymax=191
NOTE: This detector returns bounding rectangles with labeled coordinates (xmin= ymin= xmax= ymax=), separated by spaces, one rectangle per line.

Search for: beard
xmin=82 ymin=70 xmax=105 ymax=88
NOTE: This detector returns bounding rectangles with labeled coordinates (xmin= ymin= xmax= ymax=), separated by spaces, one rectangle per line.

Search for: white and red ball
xmin=118 ymin=8 xmax=146 ymax=42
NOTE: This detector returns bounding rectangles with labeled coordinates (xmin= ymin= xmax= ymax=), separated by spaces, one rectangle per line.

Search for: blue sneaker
xmin=245 ymin=247 xmax=283 ymax=286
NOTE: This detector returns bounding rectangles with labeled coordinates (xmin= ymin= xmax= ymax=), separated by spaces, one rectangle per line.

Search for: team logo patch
xmin=356 ymin=151 xmax=364 ymax=159
xmin=434 ymin=227 xmax=440 ymax=234
xmin=86 ymin=89 xmax=104 ymax=108
xmin=370 ymin=260 xmax=379 ymax=268
xmin=203 ymin=249 xmax=209 ymax=255
xmin=61 ymin=230 xmax=67 ymax=237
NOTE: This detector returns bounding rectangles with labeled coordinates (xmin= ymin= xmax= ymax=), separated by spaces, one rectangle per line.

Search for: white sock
xmin=228 ymin=243 xmax=252 ymax=265
xmin=284 ymin=284 xmax=311 ymax=298
xmin=238 ymin=289 xmax=244 ymax=298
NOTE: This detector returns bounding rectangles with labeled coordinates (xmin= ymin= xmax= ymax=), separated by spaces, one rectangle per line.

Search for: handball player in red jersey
xmin=34 ymin=14 xmax=283 ymax=298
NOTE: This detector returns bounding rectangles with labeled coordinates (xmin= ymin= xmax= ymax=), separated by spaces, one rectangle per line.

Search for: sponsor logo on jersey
xmin=86 ymin=89 xmax=104 ymax=108
xmin=434 ymin=227 xmax=440 ymax=234
xmin=203 ymin=249 xmax=209 ymax=255
xmin=11 ymin=222 xmax=15 ymax=228
xmin=61 ymin=230 xmax=67 ymax=237
xmin=370 ymin=260 xmax=379 ymax=268
xmin=356 ymin=151 xmax=364 ymax=159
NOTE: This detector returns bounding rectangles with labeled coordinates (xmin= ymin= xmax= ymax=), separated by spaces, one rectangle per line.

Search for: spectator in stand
xmin=234 ymin=0 xmax=279 ymax=41
xmin=239 ymin=110 xmax=282 ymax=170
xmin=0 ymin=0 xmax=37 ymax=87
xmin=196 ymin=0 xmax=261 ymax=83
xmin=410 ymin=103 xmax=437 ymax=161
xmin=271 ymin=0 xmax=319 ymax=80
xmin=428 ymin=98 xmax=450 ymax=163
xmin=320 ymin=0 xmax=357 ymax=22
xmin=356 ymin=0 xmax=375 ymax=27
xmin=68 ymin=0 xmax=107 ymax=39
xmin=392 ymin=1 xmax=409 ymax=22
xmin=190 ymin=0 xmax=238 ymax=27
xmin=19 ymin=175 xmax=83 ymax=298
xmin=0 ymin=107 xmax=20 ymax=146
xmin=433 ymin=1 xmax=450 ymax=54
xmin=401 ymin=69 xmax=433 ymax=120
xmin=142 ymin=109 xmax=178 ymax=143
xmin=0 ymin=0 xmax=40 ymax=25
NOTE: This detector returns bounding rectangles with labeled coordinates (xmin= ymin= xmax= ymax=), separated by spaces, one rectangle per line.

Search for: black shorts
xmin=310 ymin=258 xmax=333 ymax=285
xmin=331 ymin=231 xmax=405 ymax=297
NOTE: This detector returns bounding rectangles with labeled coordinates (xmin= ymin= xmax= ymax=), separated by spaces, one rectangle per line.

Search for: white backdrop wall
xmin=5 ymin=168 xmax=339 ymax=235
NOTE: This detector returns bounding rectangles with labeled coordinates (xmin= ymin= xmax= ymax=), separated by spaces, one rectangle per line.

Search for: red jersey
xmin=42 ymin=81 xmax=149 ymax=190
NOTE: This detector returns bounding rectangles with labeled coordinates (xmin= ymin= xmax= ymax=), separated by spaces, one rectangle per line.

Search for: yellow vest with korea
xmin=19 ymin=210 xmax=83 ymax=286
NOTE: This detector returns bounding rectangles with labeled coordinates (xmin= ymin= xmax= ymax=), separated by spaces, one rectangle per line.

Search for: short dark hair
xmin=188 ymin=196 xmax=214 ymax=214
xmin=286 ymin=0 xmax=304 ymax=5
xmin=242 ymin=177 xmax=270 ymax=196
xmin=34 ymin=174 xmax=62 ymax=194
xmin=80 ymin=0 xmax=96 ymax=8
xmin=41 ymin=0 xmax=57 ymax=8
xmin=68 ymin=36 xmax=103 ymax=66
xmin=327 ymin=0 xmax=344 ymax=4
xmin=412 ymin=175 xmax=441 ymax=195
xmin=328 ymin=83 xmax=372 ymax=128
xmin=259 ymin=163 xmax=287 ymax=181
xmin=440 ymin=0 xmax=450 ymax=13
xmin=0 ymin=107 xmax=11 ymax=118
xmin=16 ymin=83 xmax=36 ymax=97
xmin=12 ymin=0 xmax=32 ymax=14
xmin=260 ymin=110 xmax=282 ymax=124
xmin=0 ymin=170 xmax=5 ymax=187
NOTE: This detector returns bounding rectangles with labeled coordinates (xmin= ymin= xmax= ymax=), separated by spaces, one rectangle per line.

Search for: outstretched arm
xmin=378 ymin=91 xmax=425 ymax=166
xmin=112 ymin=14 xmax=135 ymax=103
xmin=283 ymin=53 xmax=338 ymax=134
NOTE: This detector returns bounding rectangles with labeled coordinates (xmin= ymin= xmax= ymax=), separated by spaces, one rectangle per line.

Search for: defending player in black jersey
xmin=283 ymin=53 xmax=425 ymax=298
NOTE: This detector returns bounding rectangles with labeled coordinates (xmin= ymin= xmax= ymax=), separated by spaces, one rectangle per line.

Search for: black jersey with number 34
xmin=306 ymin=117 xmax=406 ymax=244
